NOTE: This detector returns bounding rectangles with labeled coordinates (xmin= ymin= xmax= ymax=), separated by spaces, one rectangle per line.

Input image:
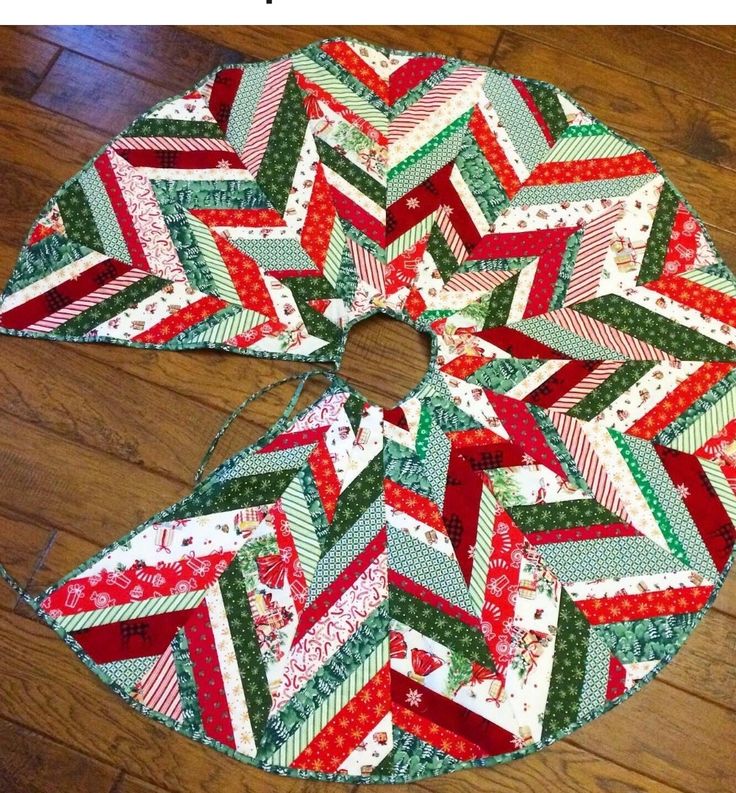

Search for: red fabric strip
xmin=391 ymin=670 xmax=518 ymax=757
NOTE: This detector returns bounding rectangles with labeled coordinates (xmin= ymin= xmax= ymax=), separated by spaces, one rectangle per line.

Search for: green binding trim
xmin=193 ymin=368 xmax=338 ymax=485
xmin=0 ymin=563 xmax=42 ymax=611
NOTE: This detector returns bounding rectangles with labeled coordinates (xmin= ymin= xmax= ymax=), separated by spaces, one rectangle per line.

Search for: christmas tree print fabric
xmin=2 ymin=37 xmax=736 ymax=783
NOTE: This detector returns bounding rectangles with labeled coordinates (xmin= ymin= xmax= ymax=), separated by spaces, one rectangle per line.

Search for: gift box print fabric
xmin=1 ymin=37 xmax=736 ymax=784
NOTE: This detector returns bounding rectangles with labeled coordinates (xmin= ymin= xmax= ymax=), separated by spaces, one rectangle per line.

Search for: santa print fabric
xmin=1 ymin=38 xmax=736 ymax=784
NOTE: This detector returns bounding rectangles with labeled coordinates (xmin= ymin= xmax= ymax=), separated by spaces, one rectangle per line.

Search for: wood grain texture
xmin=0 ymin=28 xmax=59 ymax=100
xmin=33 ymin=50 xmax=172 ymax=136
xmin=495 ymin=31 xmax=736 ymax=172
xmin=662 ymin=26 xmax=736 ymax=53
xmin=115 ymin=776 xmax=169 ymax=793
xmin=186 ymin=25 xmax=502 ymax=63
xmin=20 ymin=26 xmax=246 ymax=91
xmin=0 ymin=718 xmax=119 ymax=793
xmin=510 ymin=26 xmax=736 ymax=109
xmin=1 ymin=24 xmax=735 ymax=793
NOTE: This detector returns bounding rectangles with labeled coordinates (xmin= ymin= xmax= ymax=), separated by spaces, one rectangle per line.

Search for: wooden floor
xmin=0 ymin=24 xmax=735 ymax=793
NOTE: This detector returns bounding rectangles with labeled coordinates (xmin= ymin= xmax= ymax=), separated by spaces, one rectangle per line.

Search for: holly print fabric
xmin=1 ymin=38 xmax=736 ymax=784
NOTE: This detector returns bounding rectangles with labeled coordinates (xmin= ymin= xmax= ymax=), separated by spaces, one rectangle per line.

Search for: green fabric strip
xmin=389 ymin=585 xmax=496 ymax=671
xmin=428 ymin=222 xmax=460 ymax=283
xmin=123 ymin=118 xmax=224 ymax=138
xmin=567 ymin=361 xmax=654 ymax=420
xmin=218 ymin=559 xmax=271 ymax=746
xmin=637 ymin=182 xmax=679 ymax=284
xmin=168 ymin=469 xmax=299 ymax=519
xmin=573 ymin=294 xmax=736 ymax=361
xmin=323 ymin=452 xmax=383 ymax=551
xmin=315 ymin=137 xmax=385 ymax=206
xmin=53 ymin=274 xmax=169 ymax=337
xmin=508 ymin=498 xmax=622 ymax=532
xmin=525 ymin=81 xmax=568 ymax=141
xmin=257 ymin=72 xmax=309 ymax=214
xmin=541 ymin=590 xmax=590 ymax=739
xmin=57 ymin=180 xmax=105 ymax=253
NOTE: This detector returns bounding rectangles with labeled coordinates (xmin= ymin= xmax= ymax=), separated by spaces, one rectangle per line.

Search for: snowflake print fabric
xmin=1 ymin=38 xmax=736 ymax=784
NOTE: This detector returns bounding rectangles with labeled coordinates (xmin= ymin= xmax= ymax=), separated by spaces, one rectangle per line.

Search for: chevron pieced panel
xmin=1 ymin=38 xmax=736 ymax=784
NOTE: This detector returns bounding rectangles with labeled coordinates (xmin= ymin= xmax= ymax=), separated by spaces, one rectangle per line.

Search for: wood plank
xmin=0 ymin=717 xmax=119 ymax=793
xmin=114 ymin=776 xmax=169 ymax=793
xmin=0 ymin=410 xmax=186 ymax=549
xmin=385 ymin=743 xmax=688 ymax=793
xmin=570 ymin=680 xmax=736 ymax=793
xmin=658 ymin=609 xmax=736 ymax=709
xmin=663 ymin=26 xmax=736 ymax=53
xmin=0 ymin=95 xmax=106 ymax=254
xmin=0 ymin=28 xmax=59 ymax=100
xmin=32 ymin=50 xmax=171 ymax=136
xmin=20 ymin=26 xmax=246 ymax=92
xmin=706 ymin=225 xmax=736 ymax=273
xmin=509 ymin=26 xmax=736 ymax=109
xmin=712 ymin=571 xmax=736 ymax=619
xmin=0 ymin=337 xmax=247 ymax=485
xmin=493 ymin=31 xmax=736 ymax=172
xmin=0 ymin=607 xmax=696 ymax=793
xmin=0 ymin=610 xmax=340 ymax=793
xmin=185 ymin=25 xmax=501 ymax=64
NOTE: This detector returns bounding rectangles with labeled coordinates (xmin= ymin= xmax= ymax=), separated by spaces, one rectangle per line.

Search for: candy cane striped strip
xmin=549 ymin=361 xmax=626 ymax=412
xmin=25 ymin=270 xmax=148 ymax=333
xmin=388 ymin=66 xmax=486 ymax=144
xmin=543 ymin=307 xmax=674 ymax=360
xmin=135 ymin=643 xmax=183 ymax=722
xmin=111 ymin=136 xmax=235 ymax=152
xmin=435 ymin=207 xmax=469 ymax=263
xmin=348 ymin=237 xmax=385 ymax=293
xmin=564 ymin=202 xmax=625 ymax=306
xmin=243 ymin=58 xmax=292 ymax=175
xmin=547 ymin=412 xmax=629 ymax=520
xmin=443 ymin=269 xmax=512 ymax=293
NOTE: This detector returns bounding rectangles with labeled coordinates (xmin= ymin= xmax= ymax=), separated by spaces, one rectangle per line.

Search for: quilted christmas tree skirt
xmin=1 ymin=37 xmax=735 ymax=784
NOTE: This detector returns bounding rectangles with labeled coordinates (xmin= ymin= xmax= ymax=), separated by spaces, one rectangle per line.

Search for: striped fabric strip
xmin=547 ymin=132 xmax=636 ymax=163
xmin=25 ymin=270 xmax=148 ymax=333
xmin=386 ymin=215 xmax=433 ymax=263
xmin=467 ymin=484 xmax=496 ymax=615
xmin=292 ymin=52 xmax=386 ymax=130
xmin=668 ymin=386 xmax=736 ymax=453
xmin=435 ymin=206 xmax=468 ymax=263
xmin=443 ymin=269 xmax=513 ymax=294
xmin=243 ymin=58 xmax=292 ymax=175
xmin=280 ymin=476 xmax=323 ymax=587
xmin=348 ymin=236 xmax=385 ymax=292
xmin=56 ymin=589 xmax=206 ymax=631
xmin=546 ymin=412 xmax=629 ymax=520
xmin=388 ymin=66 xmax=485 ymax=144
xmin=538 ymin=307 xmax=674 ymax=360
xmin=563 ymin=202 xmax=625 ymax=306
xmin=111 ymin=136 xmax=237 ymax=152
xmin=135 ymin=642 xmax=183 ymax=722
xmin=549 ymin=361 xmax=625 ymax=412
